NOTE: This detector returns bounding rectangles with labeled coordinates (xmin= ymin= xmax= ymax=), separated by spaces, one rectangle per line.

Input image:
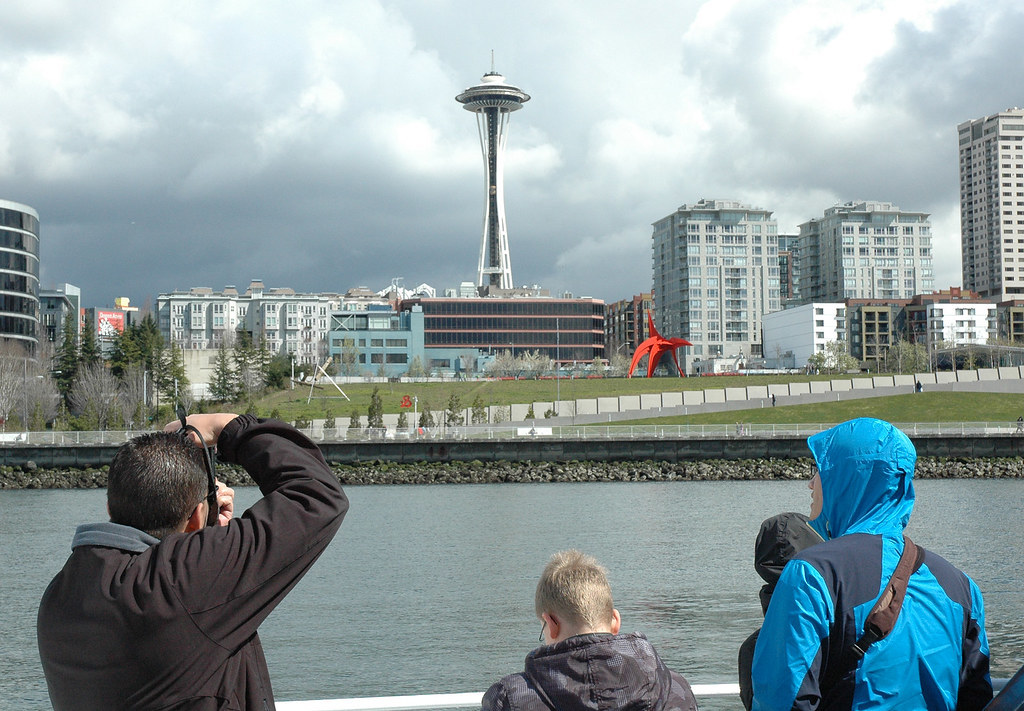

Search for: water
xmin=3 ymin=479 xmax=1023 ymax=710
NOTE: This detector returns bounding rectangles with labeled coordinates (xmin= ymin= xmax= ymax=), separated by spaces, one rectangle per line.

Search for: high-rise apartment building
xmin=796 ymin=201 xmax=934 ymax=303
xmin=39 ymin=283 xmax=81 ymax=345
xmin=652 ymin=199 xmax=779 ymax=370
xmin=604 ymin=293 xmax=652 ymax=359
xmin=777 ymin=234 xmax=799 ymax=304
xmin=958 ymin=108 xmax=1024 ymax=299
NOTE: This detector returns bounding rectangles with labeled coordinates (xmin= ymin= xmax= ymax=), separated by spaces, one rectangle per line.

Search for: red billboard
xmin=95 ymin=310 xmax=125 ymax=341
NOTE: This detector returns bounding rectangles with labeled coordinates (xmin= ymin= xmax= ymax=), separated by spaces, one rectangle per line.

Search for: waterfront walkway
xmin=552 ymin=368 xmax=1024 ymax=426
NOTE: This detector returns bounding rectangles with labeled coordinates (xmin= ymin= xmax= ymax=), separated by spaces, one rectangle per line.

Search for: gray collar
xmin=72 ymin=522 xmax=160 ymax=553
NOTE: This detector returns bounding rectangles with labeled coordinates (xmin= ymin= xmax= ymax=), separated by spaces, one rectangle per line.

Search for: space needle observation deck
xmin=456 ymin=70 xmax=530 ymax=290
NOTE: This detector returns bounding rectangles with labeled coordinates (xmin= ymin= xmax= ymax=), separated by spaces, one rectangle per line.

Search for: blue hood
xmin=806 ymin=418 xmax=916 ymax=539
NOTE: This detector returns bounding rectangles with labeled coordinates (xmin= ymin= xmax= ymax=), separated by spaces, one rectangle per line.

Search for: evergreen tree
xmin=158 ymin=343 xmax=188 ymax=405
xmin=397 ymin=410 xmax=408 ymax=430
xmin=471 ymin=395 xmax=487 ymax=425
xmin=256 ymin=335 xmax=272 ymax=385
xmin=135 ymin=315 xmax=164 ymax=373
xmin=108 ymin=325 xmax=144 ymax=376
xmin=79 ymin=320 xmax=102 ymax=366
xmin=265 ymin=354 xmax=291 ymax=390
xmin=209 ymin=341 xmax=236 ymax=402
xmin=54 ymin=312 xmax=79 ymax=397
xmin=233 ymin=330 xmax=265 ymax=399
xmin=418 ymin=402 xmax=434 ymax=428
xmin=445 ymin=392 xmax=464 ymax=427
xmin=348 ymin=408 xmax=362 ymax=431
xmin=367 ymin=386 xmax=384 ymax=430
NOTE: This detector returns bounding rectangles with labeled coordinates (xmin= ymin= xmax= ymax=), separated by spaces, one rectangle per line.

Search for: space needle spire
xmin=456 ymin=60 xmax=530 ymax=290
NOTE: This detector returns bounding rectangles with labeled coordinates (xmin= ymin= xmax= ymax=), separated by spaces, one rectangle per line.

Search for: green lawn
xmin=250 ymin=373 xmax=868 ymax=421
xmin=622 ymin=392 xmax=1024 ymax=425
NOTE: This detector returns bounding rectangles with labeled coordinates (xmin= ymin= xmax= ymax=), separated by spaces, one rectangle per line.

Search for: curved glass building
xmin=0 ymin=199 xmax=40 ymax=351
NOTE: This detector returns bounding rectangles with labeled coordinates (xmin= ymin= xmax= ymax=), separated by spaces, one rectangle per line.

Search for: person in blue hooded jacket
xmin=750 ymin=418 xmax=992 ymax=711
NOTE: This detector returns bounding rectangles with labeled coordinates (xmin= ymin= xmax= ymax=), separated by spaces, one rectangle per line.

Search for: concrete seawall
xmin=4 ymin=449 xmax=1022 ymax=489
xmin=3 ymin=433 xmax=1024 ymax=472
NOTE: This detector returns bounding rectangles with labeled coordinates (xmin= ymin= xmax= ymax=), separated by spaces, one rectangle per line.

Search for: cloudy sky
xmin=2 ymin=0 xmax=1022 ymax=310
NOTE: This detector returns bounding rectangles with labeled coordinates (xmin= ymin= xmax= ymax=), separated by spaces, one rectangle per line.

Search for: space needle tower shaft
xmin=456 ymin=66 xmax=530 ymax=290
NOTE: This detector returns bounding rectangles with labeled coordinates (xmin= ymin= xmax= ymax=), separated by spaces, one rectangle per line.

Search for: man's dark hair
xmin=107 ymin=432 xmax=208 ymax=539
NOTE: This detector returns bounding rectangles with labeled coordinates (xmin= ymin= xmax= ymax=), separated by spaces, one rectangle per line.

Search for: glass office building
xmin=0 ymin=199 xmax=40 ymax=351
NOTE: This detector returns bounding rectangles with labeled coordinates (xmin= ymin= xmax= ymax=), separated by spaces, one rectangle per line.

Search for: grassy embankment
xmin=252 ymin=374 xmax=851 ymax=421
xmin=626 ymin=391 xmax=1024 ymax=425
xmin=245 ymin=375 xmax=1024 ymax=426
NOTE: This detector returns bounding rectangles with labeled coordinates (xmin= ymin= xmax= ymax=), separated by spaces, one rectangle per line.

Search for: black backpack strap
xmin=851 ymin=535 xmax=926 ymax=659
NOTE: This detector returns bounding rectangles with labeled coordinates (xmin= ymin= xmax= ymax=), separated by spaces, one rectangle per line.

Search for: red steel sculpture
xmin=628 ymin=313 xmax=692 ymax=378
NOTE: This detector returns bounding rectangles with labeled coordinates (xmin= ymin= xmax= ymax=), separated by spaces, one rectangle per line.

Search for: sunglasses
xmin=175 ymin=405 xmax=219 ymax=527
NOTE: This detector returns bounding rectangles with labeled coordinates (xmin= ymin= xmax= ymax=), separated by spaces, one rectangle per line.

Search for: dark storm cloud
xmin=0 ymin=1 xmax=1019 ymax=309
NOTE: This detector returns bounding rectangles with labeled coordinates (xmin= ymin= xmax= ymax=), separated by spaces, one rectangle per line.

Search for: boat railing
xmin=277 ymin=683 xmax=741 ymax=710
xmin=276 ymin=677 xmax=1010 ymax=711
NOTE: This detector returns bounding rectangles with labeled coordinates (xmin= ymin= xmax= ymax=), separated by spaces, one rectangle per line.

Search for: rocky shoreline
xmin=3 ymin=457 xmax=1023 ymax=489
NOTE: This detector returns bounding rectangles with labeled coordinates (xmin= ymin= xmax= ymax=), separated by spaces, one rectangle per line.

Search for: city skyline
xmin=1 ymin=1 xmax=1022 ymax=308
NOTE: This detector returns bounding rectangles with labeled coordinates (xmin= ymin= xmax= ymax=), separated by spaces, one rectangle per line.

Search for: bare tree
xmin=118 ymin=364 xmax=152 ymax=429
xmin=70 ymin=363 xmax=120 ymax=430
xmin=23 ymin=369 xmax=60 ymax=430
xmin=520 ymin=350 xmax=552 ymax=379
xmin=807 ymin=341 xmax=858 ymax=374
xmin=0 ymin=342 xmax=29 ymax=427
xmin=486 ymin=350 xmax=518 ymax=378
xmin=608 ymin=353 xmax=631 ymax=376
xmin=405 ymin=355 xmax=426 ymax=378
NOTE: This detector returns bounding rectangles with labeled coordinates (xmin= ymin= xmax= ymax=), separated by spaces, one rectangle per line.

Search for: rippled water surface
xmin=3 ymin=478 xmax=1022 ymax=710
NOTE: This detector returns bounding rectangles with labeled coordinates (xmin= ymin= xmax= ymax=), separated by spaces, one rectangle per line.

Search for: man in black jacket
xmin=482 ymin=550 xmax=698 ymax=711
xmin=37 ymin=413 xmax=348 ymax=711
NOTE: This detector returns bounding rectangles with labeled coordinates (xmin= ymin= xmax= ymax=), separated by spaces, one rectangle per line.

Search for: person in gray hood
xmin=482 ymin=549 xmax=697 ymax=711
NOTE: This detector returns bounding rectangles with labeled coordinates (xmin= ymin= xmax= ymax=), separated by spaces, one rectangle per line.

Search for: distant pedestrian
xmin=771 ymin=394 xmax=777 ymax=407
xmin=915 ymin=380 xmax=923 ymax=393
xmin=1016 ymin=416 xmax=1023 ymax=434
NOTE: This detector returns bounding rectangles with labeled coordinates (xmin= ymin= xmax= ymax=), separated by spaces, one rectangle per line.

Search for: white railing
xmin=4 ymin=422 xmax=1024 ymax=446
xmin=277 ymin=684 xmax=741 ymax=711
xmin=276 ymin=678 xmax=1010 ymax=711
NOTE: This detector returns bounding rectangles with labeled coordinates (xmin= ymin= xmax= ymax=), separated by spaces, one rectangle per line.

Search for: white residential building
xmin=797 ymin=201 xmax=934 ymax=302
xmin=157 ymin=280 xmax=343 ymax=365
xmin=652 ymin=199 xmax=780 ymax=371
xmin=762 ymin=303 xmax=845 ymax=369
xmin=910 ymin=301 xmax=997 ymax=348
xmin=958 ymin=108 xmax=1024 ymax=300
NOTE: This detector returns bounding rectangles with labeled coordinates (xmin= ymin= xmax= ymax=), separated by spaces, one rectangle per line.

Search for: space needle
xmin=456 ymin=64 xmax=530 ymax=290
